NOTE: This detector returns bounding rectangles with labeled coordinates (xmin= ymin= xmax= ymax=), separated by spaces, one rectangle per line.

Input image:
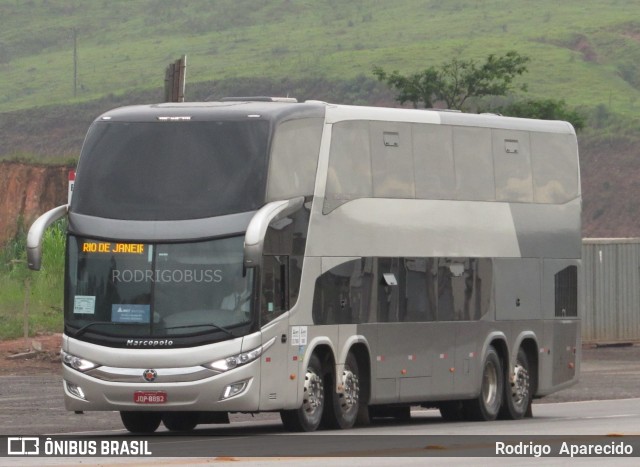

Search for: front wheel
xmin=162 ymin=412 xmax=199 ymax=431
xmin=464 ymin=345 xmax=503 ymax=421
xmin=120 ymin=411 xmax=162 ymax=433
xmin=499 ymin=348 xmax=532 ymax=420
xmin=280 ymin=354 xmax=325 ymax=432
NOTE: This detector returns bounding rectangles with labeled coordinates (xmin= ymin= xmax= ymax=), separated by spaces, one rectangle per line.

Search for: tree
xmin=372 ymin=66 xmax=441 ymax=108
xmin=499 ymin=99 xmax=586 ymax=131
xmin=373 ymin=51 xmax=529 ymax=110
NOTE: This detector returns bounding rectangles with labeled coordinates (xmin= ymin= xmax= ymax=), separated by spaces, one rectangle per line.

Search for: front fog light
xmin=221 ymin=380 xmax=249 ymax=400
xmin=65 ymin=381 xmax=86 ymax=400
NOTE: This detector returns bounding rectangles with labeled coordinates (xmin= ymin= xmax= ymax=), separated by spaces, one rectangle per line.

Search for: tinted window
xmin=555 ymin=265 xmax=578 ymax=317
xmin=266 ymin=118 xmax=323 ymax=201
xmin=413 ymin=124 xmax=455 ymax=200
xmin=324 ymin=121 xmax=372 ymax=213
xmin=73 ymin=121 xmax=270 ymax=220
xmin=492 ymin=129 xmax=533 ymax=202
xmin=531 ymin=132 xmax=579 ymax=204
xmin=377 ymin=258 xmax=401 ymax=322
xmin=312 ymin=258 xmax=374 ymax=325
xmin=439 ymin=258 xmax=491 ymax=321
xmin=312 ymin=257 xmax=491 ymax=325
xmin=261 ymin=255 xmax=287 ymax=325
xmin=370 ymin=122 xmax=415 ymax=198
xmin=453 ymin=127 xmax=495 ymax=201
xmin=263 ymin=205 xmax=311 ymax=310
xmin=404 ymin=258 xmax=437 ymax=322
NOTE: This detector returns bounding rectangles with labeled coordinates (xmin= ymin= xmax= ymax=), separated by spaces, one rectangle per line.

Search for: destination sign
xmin=82 ymin=242 xmax=145 ymax=254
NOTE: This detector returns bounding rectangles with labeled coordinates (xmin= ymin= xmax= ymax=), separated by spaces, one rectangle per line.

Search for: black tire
xmin=499 ymin=348 xmax=532 ymax=420
xmin=464 ymin=346 xmax=503 ymax=421
xmin=326 ymin=353 xmax=363 ymax=429
xmin=439 ymin=401 xmax=465 ymax=421
xmin=120 ymin=411 xmax=162 ymax=433
xmin=162 ymin=412 xmax=199 ymax=431
xmin=280 ymin=354 xmax=325 ymax=432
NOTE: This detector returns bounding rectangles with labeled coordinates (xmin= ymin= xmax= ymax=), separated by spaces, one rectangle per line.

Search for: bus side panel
xmin=370 ymin=322 xmax=459 ymax=404
xmin=258 ymin=316 xmax=290 ymax=411
xmin=536 ymin=319 xmax=579 ymax=396
xmin=493 ymin=258 xmax=542 ymax=321
xmin=537 ymin=258 xmax=580 ymax=395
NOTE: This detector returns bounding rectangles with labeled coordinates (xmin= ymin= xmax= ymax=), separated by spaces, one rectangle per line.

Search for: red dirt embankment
xmin=0 ymin=161 xmax=72 ymax=245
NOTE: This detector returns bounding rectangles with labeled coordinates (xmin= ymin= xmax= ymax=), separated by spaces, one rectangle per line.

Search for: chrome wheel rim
xmin=340 ymin=366 xmax=359 ymax=413
xmin=302 ymin=368 xmax=324 ymax=420
xmin=483 ymin=360 xmax=498 ymax=408
xmin=511 ymin=362 xmax=530 ymax=408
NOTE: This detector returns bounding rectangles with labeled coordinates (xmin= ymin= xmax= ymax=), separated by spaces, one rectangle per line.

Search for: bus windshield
xmin=71 ymin=120 xmax=270 ymax=220
xmin=65 ymin=235 xmax=254 ymax=340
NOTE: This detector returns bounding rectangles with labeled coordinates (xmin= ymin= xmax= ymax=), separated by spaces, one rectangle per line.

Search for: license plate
xmin=133 ymin=391 xmax=167 ymax=404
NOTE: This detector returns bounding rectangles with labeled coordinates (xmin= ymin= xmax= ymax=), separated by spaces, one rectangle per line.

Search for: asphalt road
xmin=1 ymin=344 xmax=639 ymax=436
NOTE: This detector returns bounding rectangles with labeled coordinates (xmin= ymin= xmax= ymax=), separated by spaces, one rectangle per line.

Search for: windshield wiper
xmin=162 ymin=323 xmax=235 ymax=338
xmin=68 ymin=321 xmax=126 ymax=338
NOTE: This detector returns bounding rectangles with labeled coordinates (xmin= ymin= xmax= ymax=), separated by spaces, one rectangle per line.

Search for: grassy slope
xmin=1 ymin=0 xmax=639 ymax=115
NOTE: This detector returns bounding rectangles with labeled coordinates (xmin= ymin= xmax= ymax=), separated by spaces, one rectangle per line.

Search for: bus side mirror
xmin=243 ymin=197 xmax=304 ymax=269
xmin=26 ymin=204 xmax=68 ymax=271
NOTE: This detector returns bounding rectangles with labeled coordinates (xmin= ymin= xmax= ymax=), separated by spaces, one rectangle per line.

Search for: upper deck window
xmin=72 ymin=120 xmax=270 ymax=220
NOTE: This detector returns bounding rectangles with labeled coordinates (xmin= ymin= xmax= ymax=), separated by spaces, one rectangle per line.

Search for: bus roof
xmin=96 ymin=100 xmax=576 ymax=135
xmin=96 ymin=101 xmax=326 ymax=123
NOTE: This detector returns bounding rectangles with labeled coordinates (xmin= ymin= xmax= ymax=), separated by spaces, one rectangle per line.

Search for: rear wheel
xmin=464 ymin=346 xmax=503 ymax=421
xmin=162 ymin=412 xmax=199 ymax=431
xmin=327 ymin=353 xmax=363 ymax=429
xmin=499 ymin=348 xmax=532 ymax=420
xmin=280 ymin=354 xmax=325 ymax=432
xmin=120 ymin=411 xmax=162 ymax=433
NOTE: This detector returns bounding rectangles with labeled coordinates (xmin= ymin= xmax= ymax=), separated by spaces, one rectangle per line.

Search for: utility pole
xmin=72 ymin=28 xmax=78 ymax=97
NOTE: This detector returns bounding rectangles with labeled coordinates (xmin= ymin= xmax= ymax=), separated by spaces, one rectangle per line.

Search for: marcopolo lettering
xmin=127 ymin=339 xmax=174 ymax=347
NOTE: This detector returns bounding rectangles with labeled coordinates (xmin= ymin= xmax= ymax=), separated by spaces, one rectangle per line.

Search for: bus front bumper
xmin=62 ymin=361 xmax=261 ymax=413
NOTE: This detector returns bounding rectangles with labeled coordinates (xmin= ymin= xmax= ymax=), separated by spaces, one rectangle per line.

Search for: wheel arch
xmin=482 ymin=332 xmax=509 ymax=370
xmin=475 ymin=332 xmax=508 ymax=397
xmin=305 ymin=337 xmax=336 ymax=372
xmin=515 ymin=335 xmax=539 ymax=397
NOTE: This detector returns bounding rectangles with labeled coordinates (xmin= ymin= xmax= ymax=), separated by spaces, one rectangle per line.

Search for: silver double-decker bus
xmin=27 ymin=98 xmax=581 ymax=433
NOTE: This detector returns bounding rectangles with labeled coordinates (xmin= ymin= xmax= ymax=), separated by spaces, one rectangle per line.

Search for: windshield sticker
xmin=111 ymin=304 xmax=151 ymax=323
xmin=73 ymin=295 xmax=96 ymax=314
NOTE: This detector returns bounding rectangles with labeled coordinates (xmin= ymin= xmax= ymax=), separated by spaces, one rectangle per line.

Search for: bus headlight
xmin=203 ymin=337 xmax=276 ymax=373
xmin=61 ymin=350 xmax=99 ymax=372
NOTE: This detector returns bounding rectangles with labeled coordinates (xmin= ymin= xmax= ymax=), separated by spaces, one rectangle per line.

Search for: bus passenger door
xmin=258 ymin=255 xmax=291 ymax=410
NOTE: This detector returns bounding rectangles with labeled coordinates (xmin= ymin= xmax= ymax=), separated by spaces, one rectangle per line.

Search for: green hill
xmin=1 ymin=0 xmax=639 ymax=115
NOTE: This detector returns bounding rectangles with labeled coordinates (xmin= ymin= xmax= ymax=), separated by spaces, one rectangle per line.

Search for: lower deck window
xmin=312 ymin=257 xmax=492 ymax=325
xmin=555 ymin=266 xmax=578 ymax=317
